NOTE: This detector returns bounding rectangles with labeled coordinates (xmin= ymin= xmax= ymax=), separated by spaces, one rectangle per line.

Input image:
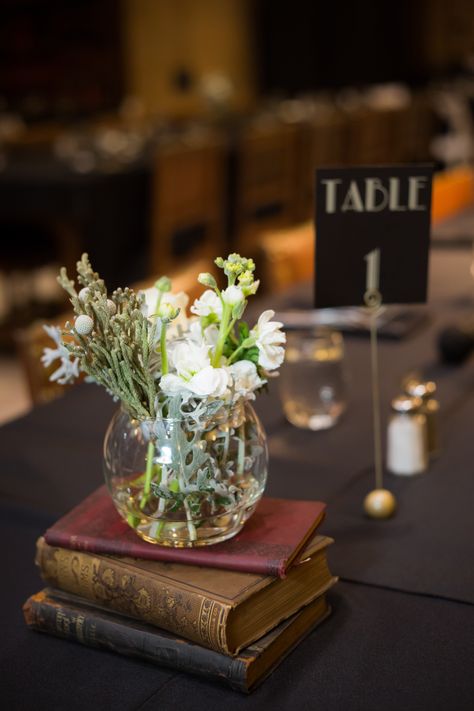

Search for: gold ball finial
xmin=363 ymin=489 xmax=397 ymax=519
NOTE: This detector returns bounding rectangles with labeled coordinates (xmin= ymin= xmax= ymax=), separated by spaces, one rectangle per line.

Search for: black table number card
xmin=315 ymin=165 xmax=433 ymax=308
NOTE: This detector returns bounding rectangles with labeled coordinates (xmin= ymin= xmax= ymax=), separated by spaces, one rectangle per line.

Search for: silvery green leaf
xmin=204 ymin=399 xmax=224 ymax=417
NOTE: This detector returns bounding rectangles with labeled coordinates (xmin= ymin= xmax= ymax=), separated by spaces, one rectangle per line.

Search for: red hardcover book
xmin=44 ymin=486 xmax=326 ymax=578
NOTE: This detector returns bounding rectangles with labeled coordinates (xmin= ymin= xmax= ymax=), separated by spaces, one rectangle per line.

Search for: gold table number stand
xmin=362 ymin=248 xmax=397 ymax=519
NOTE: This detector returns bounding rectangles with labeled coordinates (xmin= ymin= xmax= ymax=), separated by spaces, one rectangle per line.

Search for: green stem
xmin=153 ymin=291 xmax=163 ymax=317
xmin=127 ymin=513 xmax=141 ymax=528
xmin=160 ymin=321 xmax=168 ymax=374
xmin=227 ymin=337 xmax=254 ymax=365
xmin=224 ymin=316 xmax=237 ymax=341
xmin=140 ymin=440 xmax=156 ymax=510
xmin=212 ymin=302 xmax=231 ymax=367
xmin=183 ymin=498 xmax=197 ymax=541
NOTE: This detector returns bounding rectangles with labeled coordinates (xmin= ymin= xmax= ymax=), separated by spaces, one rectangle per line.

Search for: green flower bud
xmin=242 ymin=279 xmax=260 ymax=297
xmin=238 ymin=270 xmax=253 ymax=286
xmin=157 ymin=303 xmax=180 ymax=322
xmin=198 ymin=272 xmax=217 ymax=288
xmin=232 ymin=300 xmax=246 ymax=319
xmin=154 ymin=276 xmax=172 ymax=293
xmin=216 ymin=253 xmax=257 ymax=284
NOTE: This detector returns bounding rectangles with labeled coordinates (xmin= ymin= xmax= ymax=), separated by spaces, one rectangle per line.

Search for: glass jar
xmin=103 ymin=401 xmax=268 ymax=547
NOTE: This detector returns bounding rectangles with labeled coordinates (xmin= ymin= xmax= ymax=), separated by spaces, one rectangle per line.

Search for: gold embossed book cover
xmin=36 ymin=535 xmax=336 ymax=655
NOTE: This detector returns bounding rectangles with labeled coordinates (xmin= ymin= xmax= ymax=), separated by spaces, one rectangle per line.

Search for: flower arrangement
xmin=42 ymin=253 xmax=286 ymax=546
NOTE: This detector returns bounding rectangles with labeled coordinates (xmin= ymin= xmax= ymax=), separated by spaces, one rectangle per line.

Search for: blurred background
xmin=1 ymin=0 xmax=474 ymax=421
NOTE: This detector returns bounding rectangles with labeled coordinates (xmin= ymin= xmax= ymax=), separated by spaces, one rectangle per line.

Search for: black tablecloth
xmin=1 ymin=247 xmax=474 ymax=709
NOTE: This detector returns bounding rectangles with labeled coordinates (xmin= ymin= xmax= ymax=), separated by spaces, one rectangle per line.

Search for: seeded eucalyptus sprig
xmin=57 ymin=254 xmax=159 ymax=420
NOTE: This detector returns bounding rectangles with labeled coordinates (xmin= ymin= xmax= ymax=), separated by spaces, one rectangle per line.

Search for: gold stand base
xmin=364 ymin=488 xmax=397 ymax=519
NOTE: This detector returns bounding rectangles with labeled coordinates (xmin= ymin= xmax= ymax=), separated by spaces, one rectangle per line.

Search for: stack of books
xmin=24 ymin=486 xmax=337 ymax=693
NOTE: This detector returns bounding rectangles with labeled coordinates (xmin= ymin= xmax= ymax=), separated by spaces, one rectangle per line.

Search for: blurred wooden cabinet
xmin=232 ymin=118 xmax=301 ymax=253
xmin=295 ymin=106 xmax=347 ymax=220
xmin=150 ymin=129 xmax=227 ymax=274
xmin=257 ymin=222 xmax=315 ymax=293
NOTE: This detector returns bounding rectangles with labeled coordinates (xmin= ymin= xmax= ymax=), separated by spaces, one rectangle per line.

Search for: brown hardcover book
xmin=36 ymin=535 xmax=336 ymax=655
xmin=23 ymin=588 xmax=331 ymax=693
xmin=44 ymin=485 xmax=327 ymax=578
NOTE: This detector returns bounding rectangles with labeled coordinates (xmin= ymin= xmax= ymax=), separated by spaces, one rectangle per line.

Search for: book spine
xmin=35 ymin=538 xmax=232 ymax=655
xmin=23 ymin=592 xmax=249 ymax=693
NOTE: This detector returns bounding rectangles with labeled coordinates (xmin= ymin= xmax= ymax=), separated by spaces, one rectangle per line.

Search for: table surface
xmin=2 ymin=246 xmax=474 ymax=710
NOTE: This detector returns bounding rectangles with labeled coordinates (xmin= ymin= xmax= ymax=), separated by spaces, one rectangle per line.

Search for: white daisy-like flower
xmin=190 ymin=289 xmax=223 ymax=319
xmin=250 ymin=310 xmax=286 ymax=371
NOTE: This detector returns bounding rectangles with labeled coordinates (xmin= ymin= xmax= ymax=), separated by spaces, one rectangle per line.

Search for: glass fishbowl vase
xmin=103 ymin=402 xmax=268 ymax=547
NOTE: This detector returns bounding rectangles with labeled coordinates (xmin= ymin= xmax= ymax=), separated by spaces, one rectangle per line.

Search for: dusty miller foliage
xmin=150 ymin=394 xmax=240 ymax=512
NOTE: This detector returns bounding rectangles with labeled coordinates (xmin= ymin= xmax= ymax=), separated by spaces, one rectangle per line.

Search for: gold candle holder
xmin=362 ymin=248 xmax=396 ymax=519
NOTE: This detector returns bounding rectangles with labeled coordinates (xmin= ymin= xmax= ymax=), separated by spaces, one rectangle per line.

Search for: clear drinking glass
xmin=279 ymin=328 xmax=347 ymax=430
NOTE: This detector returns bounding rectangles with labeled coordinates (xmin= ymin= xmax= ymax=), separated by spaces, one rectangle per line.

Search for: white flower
xmin=250 ymin=310 xmax=286 ymax=371
xmin=229 ymin=360 xmax=266 ymax=401
xmin=188 ymin=319 xmax=219 ymax=347
xmin=221 ymin=285 xmax=244 ymax=307
xmin=169 ymin=341 xmax=210 ymax=380
xmin=187 ymin=366 xmax=230 ymax=397
xmin=160 ymin=367 xmax=230 ymax=398
xmin=159 ymin=373 xmax=185 ymax=395
xmin=157 ymin=302 xmax=180 ymax=321
xmin=190 ymin=289 xmax=222 ymax=319
xmin=141 ymin=287 xmax=157 ymax=317
xmin=165 ymin=291 xmax=189 ymax=336
xmin=160 ymin=339 xmax=230 ymax=398
xmin=142 ymin=288 xmax=189 ymax=337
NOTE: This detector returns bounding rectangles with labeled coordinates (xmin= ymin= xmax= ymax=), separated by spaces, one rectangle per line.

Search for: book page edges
xmin=283 ymin=509 xmax=327 ymax=574
xmin=229 ymin=574 xmax=337 ymax=655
